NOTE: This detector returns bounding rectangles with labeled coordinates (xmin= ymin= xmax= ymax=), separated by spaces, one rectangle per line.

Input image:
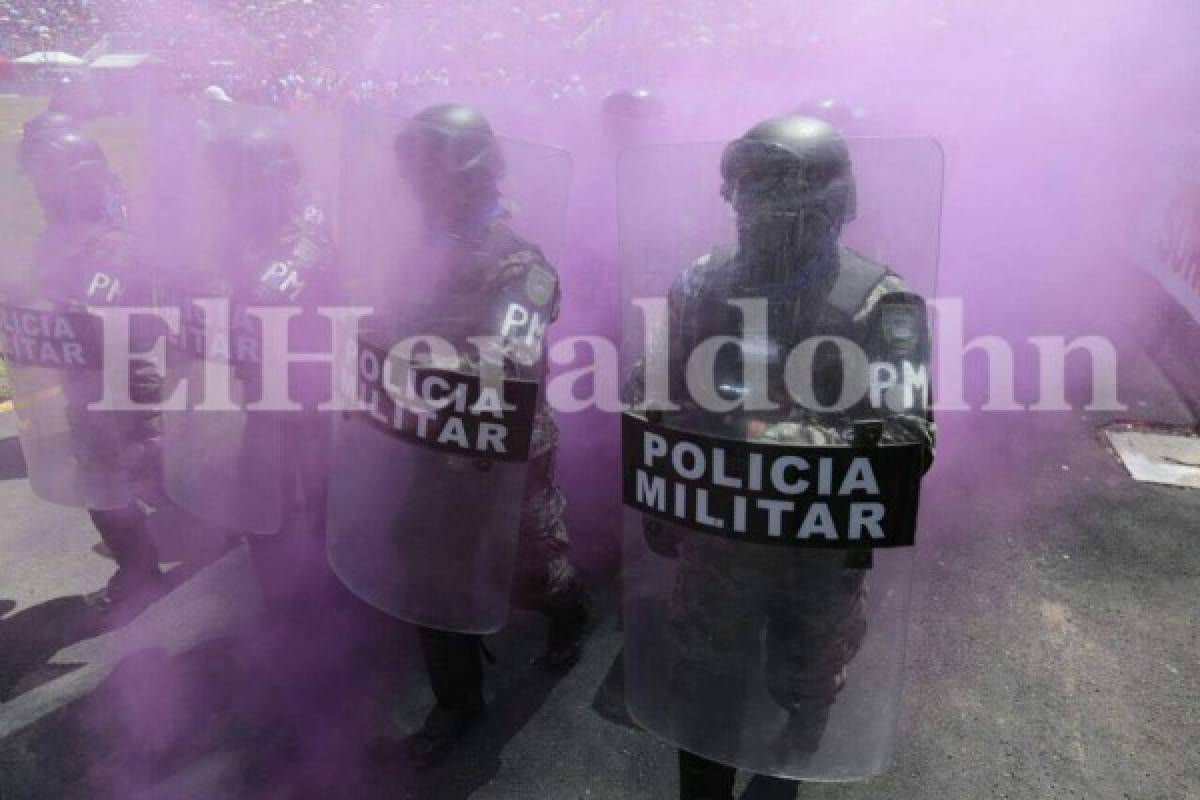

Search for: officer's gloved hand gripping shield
xmin=145 ymin=98 xmax=340 ymax=535
xmin=619 ymin=122 xmax=942 ymax=781
xmin=0 ymin=108 xmax=154 ymax=509
xmin=325 ymin=106 xmax=571 ymax=634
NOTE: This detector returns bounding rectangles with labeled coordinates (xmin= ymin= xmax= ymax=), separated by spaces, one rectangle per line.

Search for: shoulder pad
xmin=677 ymin=247 xmax=734 ymax=296
xmin=251 ymin=223 xmax=336 ymax=304
xmin=873 ymin=291 xmax=928 ymax=357
xmin=489 ymin=246 xmax=558 ymax=311
xmin=83 ymin=228 xmax=142 ymax=305
xmin=692 ymin=247 xmax=735 ymax=276
xmin=297 ymin=202 xmax=327 ymax=228
xmin=826 ymin=247 xmax=888 ymax=317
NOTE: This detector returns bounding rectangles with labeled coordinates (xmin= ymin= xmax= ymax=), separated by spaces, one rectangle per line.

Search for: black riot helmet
xmin=601 ymin=88 xmax=665 ymax=121
xmin=19 ymin=111 xmax=81 ymax=167
xmin=207 ymin=122 xmax=301 ymax=195
xmin=206 ymin=121 xmax=301 ymax=241
xmin=394 ymin=104 xmax=504 ymax=232
xmin=720 ymin=115 xmax=857 ymax=283
xmin=601 ymin=88 xmax=665 ymax=144
xmin=21 ymin=110 xmax=80 ymax=139
xmin=721 ymin=114 xmax=856 ymax=223
xmin=20 ymin=123 xmax=124 ymax=225
xmin=791 ymin=97 xmax=869 ymax=136
xmin=395 ymin=104 xmax=504 ymax=185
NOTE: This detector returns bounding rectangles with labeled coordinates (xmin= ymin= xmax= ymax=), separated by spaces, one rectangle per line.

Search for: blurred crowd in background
xmin=1 ymin=0 xmax=100 ymax=56
xmin=0 ymin=0 xmax=822 ymax=110
xmin=1 ymin=0 xmax=399 ymax=109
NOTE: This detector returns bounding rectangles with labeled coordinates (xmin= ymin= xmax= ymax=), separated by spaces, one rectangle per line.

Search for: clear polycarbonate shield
xmin=0 ymin=301 xmax=133 ymax=509
xmin=0 ymin=105 xmax=154 ymax=510
xmin=325 ymin=107 xmax=571 ymax=633
xmin=619 ymin=135 xmax=942 ymax=781
xmin=145 ymin=98 xmax=340 ymax=534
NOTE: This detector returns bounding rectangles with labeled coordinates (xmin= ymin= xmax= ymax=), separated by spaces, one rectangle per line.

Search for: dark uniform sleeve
xmin=630 ymin=256 xmax=714 ymax=558
xmin=243 ymin=208 xmax=341 ymax=400
xmin=666 ymin=260 xmax=707 ymax=411
xmin=35 ymin=227 xmax=162 ymax=491
xmin=480 ymin=243 xmax=576 ymax=600
xmin=249 ymin=208 xmax=340 ymax=310
xmin=87 ymin=230 xmax=163 ymax=442
xmin=622 ymin=255 xmax=707 ymax=410
xmin=249 ymin=208 xmax=340 ymax=538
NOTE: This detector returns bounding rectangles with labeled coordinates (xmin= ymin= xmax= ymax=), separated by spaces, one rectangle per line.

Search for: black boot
xmin=678 ymin=750 xmax=737 ymax=800
xmin=403 ymin=628 xmax=488 ymax=769
xmin=87 ymin=507 xmax=166 ymax=618
xmin=742 ymin=773 xmax=800 ymax=800
xmin=404 ymin=700 xmax=487 ymax=769
xmin=773 ymin=703 xmax=831 ymax=765
xmin=543 ymin=580 xmax=591 ymax=672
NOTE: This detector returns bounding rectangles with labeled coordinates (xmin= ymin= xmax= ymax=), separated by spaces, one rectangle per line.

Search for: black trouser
xmin=246 ymin=432 xmax=333 ymax=615
xmin=678 ymin=751 xmax=799 ymax=800
xmin=89 ymin=505 xmax=158 ymax=576
xmin=414 ymin=575 xmax=588 ymax=709
xmin=416 ymin=628 xmax=486 ymax=710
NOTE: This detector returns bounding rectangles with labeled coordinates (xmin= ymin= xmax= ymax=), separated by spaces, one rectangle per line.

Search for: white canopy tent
xmin=13 ymin=51 xmax=86 ymax=67
xmin=90 ymin=53 xmax=159 ymax=70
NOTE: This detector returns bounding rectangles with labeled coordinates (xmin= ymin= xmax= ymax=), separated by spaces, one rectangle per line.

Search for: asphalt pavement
xmin=0 ymin=328 xmax=1197 ymax=800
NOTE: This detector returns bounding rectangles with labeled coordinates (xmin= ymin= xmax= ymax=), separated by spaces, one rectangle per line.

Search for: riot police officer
xmin=18 ymin=118 xmax=165 ymax=615
xmin=329 ymin=103 xmax=591 ymax=768
xmin=399 ymin=104 xmax=591 ymax=767
xmin=157 ymin=115 xmax=340 ymax=618
xmin=208 ymin=120 xmax=339 ymax=614
xmin=623 ymin=115 xmax=936 ymax=799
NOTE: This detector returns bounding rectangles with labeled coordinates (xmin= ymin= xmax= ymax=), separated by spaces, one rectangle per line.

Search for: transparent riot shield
xmin=325 ymin=106 xmax=571 ymax=633
xmin=0 ymin=105 xmax=156 ymax=510
xmin=145 ymin=99 xmax=341 ymax=534
xmin=0 ymin=303 xmax=133 ymax=509
xmin=620 ymin=129 xmax=942 ymax=781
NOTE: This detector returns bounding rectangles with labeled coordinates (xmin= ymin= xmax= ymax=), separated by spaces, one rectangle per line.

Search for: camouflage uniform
xmin=656 ymin=244 xmax=935 ymax=758
xmin=411 ymin=220 xmax=589 ymax=716
xmin=413 ymin=221 xmax=579 ymax=610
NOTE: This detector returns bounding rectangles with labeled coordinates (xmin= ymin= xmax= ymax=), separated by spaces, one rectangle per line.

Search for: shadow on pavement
xmin=0 ymin=621 xmax=376 ymax=800
xmin=0 ymin=640 xmax=245 ymax=800
xmin=359 ymin=620 xmax=583 ymax=800
xmin=0 ymin=558 xmax=212 ymax=706
xmin=0 ymin=573 xmax=615 ymax=799
xmin=0 ymin=595 xmax=98 ymax=701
